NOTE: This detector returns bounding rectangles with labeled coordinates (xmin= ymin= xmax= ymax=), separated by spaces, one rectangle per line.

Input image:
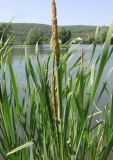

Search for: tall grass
xmin=0 ymin=0 xmax=113 ymax=160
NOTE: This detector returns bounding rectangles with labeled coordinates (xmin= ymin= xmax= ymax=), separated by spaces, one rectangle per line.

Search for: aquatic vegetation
xmin=0 ymin=0 xmax=113 ymax=160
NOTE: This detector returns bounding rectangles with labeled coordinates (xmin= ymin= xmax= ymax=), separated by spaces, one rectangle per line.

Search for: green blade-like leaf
xmin=91 ymin=19 xmax=113 ymax=102
xmin=7 ymin=141 xmax=34 ymax=156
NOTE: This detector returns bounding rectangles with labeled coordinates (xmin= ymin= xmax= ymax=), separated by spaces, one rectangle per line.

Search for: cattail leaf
xmin=7 ymin=141 xmax=34 ymax=156
xmin=91 ymin=19 xmax=113 ymax=102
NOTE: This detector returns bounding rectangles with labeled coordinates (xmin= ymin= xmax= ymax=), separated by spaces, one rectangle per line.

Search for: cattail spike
xmin=52 ymin=0 xmax=60 ymax=65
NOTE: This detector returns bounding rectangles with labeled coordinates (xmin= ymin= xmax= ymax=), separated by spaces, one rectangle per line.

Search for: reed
xmin=51 ymin=0 xmax=62 ymax=123
xmin=51 ymin=0 xmax=63 ymax=158
xmin=0 ymin=0 xmax=113 ymax=160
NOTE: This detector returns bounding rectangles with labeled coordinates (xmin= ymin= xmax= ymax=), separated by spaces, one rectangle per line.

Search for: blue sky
xmin=0 ymin=0 xmax=113 ymax=25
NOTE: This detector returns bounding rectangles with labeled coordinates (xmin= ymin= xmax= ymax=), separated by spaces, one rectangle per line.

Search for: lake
xmin=9 ymin=44 xmax=113 ymax=107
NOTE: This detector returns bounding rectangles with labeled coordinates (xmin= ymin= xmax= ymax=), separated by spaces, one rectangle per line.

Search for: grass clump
xmin=0 ymin=0 xmax=113 ymax=160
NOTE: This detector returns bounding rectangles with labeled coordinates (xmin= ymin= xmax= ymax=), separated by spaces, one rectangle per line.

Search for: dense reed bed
xmin=0 ymin=0 xmax=113 ymax=159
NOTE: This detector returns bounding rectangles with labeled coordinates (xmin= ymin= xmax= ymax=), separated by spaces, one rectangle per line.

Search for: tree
xmin=99 ymin=28 xmax=108 ymax=43
xmin=0 ymin=23 xmax=12 ymax=43
xmin=26 ymin=27 xmax=43 ymax=45
xmin=58 ymin=27 xmax=71 ymax=44
xmin=86 ymin=33 xmax=95 ymax=44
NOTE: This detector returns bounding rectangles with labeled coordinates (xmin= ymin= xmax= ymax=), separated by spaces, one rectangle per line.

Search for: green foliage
xmin=7 ymin=141 xmax=34 ymax=156
xmin=26 ymin=27 xmax=43 ymax=45
xmin=58 ymin=27 xmax=71 ymax=43
xmin=7 ymin=23 xmax=99 ymax=45
xmin=0 ymin=23 xmax=12 ymax=43
xmin=0 ymin=20 xmax=113 ymax=160
xmin=0 ymin=22 xmax=109 ymax=45
xmin=86 ymin=32 xmax=95 ymax=44
xmin=10 ymin=23 xmax=51 ymax=45
xmin=85 ymin=27 xmax=108 ymax=44
xmin=0 ymin=24 xmax=14 ymax=68
xmin=99 ymin=28 xmax=108 ymax=43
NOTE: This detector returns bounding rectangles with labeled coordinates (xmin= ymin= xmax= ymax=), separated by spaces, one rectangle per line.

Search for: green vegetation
xmin=58 ymin=27 xmax=71 ymax=43
xmin=0 ymin=22 xmax=111 ymax=45
xmin=10 ymin=23 xmax=51 ymax=44
xmin=0 ymin=0 xmax=113 ymax=160
xmin=0 ymin=20 xmax=113 ymax=159
xmin=26 ymin=26 xmax=43 ymax=45
xmin=85 ymin=27 xmax=108 ymax=44
xmin=10 ymin=23 xmax=102 ymax=44
xmin=0 ymin=23 xmax=12 ymax=43
xmin=99 ymin=28 xmax=108 ymax=43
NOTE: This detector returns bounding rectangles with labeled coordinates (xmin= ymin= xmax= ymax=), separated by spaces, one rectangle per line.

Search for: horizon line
xmin=0 ymin=21 xmax=108 ymax=27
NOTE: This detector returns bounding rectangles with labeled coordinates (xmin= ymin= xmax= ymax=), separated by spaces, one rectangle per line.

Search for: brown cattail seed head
xmin=52 ymin=0 xmax=60 ymax=65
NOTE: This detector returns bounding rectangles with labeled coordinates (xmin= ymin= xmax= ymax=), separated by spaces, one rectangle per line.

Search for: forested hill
xmin=10 ymin=23 xmax=52 ymax=44
xmin=9 ymin=23 xmax=98 ymax=44
xmin=63 ymin=25 xmax=97 ymax=37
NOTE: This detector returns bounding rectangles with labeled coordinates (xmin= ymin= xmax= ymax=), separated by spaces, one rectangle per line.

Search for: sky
xmin=0 ymin=0 xmax=113 ymax=26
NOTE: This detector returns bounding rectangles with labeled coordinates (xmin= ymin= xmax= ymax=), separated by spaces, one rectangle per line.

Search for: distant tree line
xmin=25 ymin=26 xmax=113 ymax=45
xmin=85 ymin=28 xmax=109 ymax=44
xmin=0 ymin=23 xmax=113 ymax=45
xmin=25 ymin=26 xmax=71 ymax=45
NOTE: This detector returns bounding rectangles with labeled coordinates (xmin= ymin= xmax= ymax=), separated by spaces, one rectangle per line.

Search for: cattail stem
xmin=52 ymin=0 xmax=62 ymax=125
xmin=80 ymin=48 xmax=84 ymax=65
xmin=51 ymin=0 xmax=63 ymax=158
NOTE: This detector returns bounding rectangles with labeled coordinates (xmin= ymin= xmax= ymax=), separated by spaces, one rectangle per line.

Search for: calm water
xmin=8 ymin=44 xmax=113 ymax=107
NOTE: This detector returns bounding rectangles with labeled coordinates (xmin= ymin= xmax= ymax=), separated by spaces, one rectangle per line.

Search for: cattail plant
xmin=2 ymin=1 xmax=113 ymax=160
xmin=51 ymin=0 xmax=63 ymax=158
xmin=51 ymin=0 xmax=62 ymax=119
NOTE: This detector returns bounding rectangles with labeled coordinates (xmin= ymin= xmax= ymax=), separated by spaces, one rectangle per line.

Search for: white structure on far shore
xmin=58 ymin=39 xmax=62 ymax=44
xmin=71 ymin=37 xmax=83 ymax=44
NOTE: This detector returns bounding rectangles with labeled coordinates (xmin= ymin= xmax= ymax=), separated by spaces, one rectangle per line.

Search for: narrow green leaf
xmin=7 ymin=141 xmax=34 ymax=156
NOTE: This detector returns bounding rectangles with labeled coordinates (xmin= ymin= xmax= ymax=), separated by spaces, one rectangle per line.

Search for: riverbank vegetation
xmin=0 ymin=22 xmax=112 ymax=45
xmin=0 ymin=0 xmax=113 ymax=160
